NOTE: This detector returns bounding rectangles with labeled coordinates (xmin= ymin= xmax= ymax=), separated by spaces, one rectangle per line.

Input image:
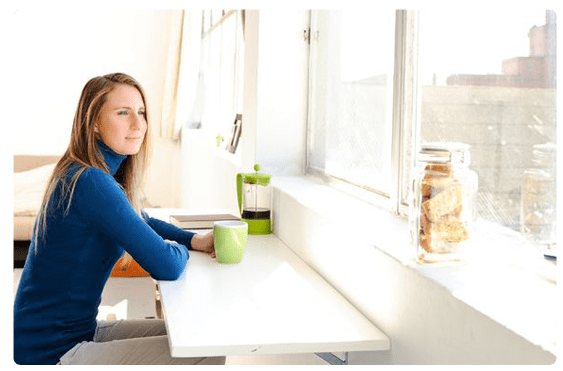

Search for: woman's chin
xmin=118 ymin=140 xmax=143 ymax=155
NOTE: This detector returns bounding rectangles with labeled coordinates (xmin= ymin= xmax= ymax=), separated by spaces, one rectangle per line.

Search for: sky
xmin=418 ymin=9 xmax=549 ymax=84
xmin=337 ymin=9 xmax=550 ymax=85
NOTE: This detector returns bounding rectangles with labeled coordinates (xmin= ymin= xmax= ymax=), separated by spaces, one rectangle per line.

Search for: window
xmin=199 ymin=10 xmax=245 ymax=143
xmin=307 ymin=10 xmax=396 ymax=199
xmin=307 ymin=10 xmax=557 ymax=247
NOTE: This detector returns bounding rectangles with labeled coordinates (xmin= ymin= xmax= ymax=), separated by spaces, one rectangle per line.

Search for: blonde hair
xmin=33 ymin=73 xmax=151 ymax=249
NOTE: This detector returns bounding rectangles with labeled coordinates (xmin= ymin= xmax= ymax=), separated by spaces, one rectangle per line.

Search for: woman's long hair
xmin=33 ymin=73 xmax=151 ymax=250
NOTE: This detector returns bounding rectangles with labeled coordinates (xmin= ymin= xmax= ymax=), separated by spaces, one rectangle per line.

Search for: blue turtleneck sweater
xmin=13 ymin=141 xmax=193 ymax=365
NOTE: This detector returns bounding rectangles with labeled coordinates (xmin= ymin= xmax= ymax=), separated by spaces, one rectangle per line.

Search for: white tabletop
xmin=157 ymin=230 xmax=390 ymax=358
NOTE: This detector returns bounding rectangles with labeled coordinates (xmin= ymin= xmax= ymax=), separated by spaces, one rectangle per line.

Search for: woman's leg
xmin=94 ymin=319 xmax=167 ymax=342
xmin=58 ymin=319 xmax=225 ymax=365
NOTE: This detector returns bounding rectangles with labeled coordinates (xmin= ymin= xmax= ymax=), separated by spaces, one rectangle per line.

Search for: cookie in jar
xmin=410 ymin=143 xmax=478 ymax=264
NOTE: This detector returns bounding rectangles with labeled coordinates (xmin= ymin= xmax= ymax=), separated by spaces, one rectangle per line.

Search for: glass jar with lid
xmin=521 ymin=143 xmax=557 ymax=245
xmin=409 ymin=142 xmax=478 ymax=264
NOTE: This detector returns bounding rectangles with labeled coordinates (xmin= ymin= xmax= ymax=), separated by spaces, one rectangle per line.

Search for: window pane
xmin=418 ymin=10 xmax=557 ymax=244
xmin=308 ymin=10 xmax=396 ymax=195
xmin=211 ymin=9 xmax=223 ymax=26
xmin=219 ymin=14 xmax=236 ymax=133
xmin=234 ymin=11 xmax=245 ymax=114
xmin=202 ymin=10 xmax=211 ymax=32
xmin=200 ymin=23 xmax=221 ymax=131
xmin=200 ymin=11 xmax=244 ymax=137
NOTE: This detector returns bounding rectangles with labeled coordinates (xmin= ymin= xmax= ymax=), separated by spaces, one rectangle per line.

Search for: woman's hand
xmin=190 ymin=231 xmax=216 ymax=258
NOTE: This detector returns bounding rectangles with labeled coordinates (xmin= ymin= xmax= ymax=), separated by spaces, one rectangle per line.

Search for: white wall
xmin=12 ymin=9 xmax=181 ymax=207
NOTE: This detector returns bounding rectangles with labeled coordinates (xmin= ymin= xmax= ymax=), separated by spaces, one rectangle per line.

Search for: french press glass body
xmin=236 ymin=164 xmax=272 ymax=234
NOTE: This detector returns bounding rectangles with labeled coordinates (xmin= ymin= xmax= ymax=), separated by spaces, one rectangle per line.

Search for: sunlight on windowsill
xmin=272 ymin=175 xmax=558 ymax=356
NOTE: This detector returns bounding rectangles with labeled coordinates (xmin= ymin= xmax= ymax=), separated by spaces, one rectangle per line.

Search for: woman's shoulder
xmin=66 ymin=164 xmax=106 ymax=181
xmin=73 ymin=165 xmax=119 ymax=192
xmin=78 ymin=165 xmax=108 ymax=177
xmin=69 ymin=166 xmax=127 ymax=210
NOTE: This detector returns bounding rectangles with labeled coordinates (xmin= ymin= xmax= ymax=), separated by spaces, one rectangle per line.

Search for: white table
xmin=150 ymin=210 xmax=390 ymax=361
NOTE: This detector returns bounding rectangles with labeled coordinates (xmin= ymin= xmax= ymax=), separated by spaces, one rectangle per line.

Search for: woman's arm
xmin=73 ymin=168 xmax=188 ymax=280
xmin=141 ymin=211 xmax=215 ymax=256
xmin=141 ymin=211 xmax=195 ymax=249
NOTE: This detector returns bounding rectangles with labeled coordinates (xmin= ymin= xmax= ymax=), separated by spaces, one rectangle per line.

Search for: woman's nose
xmin=130 ymin=114 xmax=144 ymax=130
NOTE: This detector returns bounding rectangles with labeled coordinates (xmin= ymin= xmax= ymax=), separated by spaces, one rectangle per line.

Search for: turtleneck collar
xmin=97 ymin=140 xmax=128 ymax=176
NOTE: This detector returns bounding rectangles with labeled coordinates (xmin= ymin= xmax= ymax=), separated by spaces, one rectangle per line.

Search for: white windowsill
xmin=271 ymin=175 xmax=558 ymax=359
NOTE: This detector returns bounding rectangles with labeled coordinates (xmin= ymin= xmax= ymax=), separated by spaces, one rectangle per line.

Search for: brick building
xmin=447 ymin=10 xmax=556 ymax=89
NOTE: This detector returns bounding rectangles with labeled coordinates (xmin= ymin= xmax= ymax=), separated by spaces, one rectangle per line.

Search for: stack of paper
xmin=169 ymin=214 xmax=240 ymax=230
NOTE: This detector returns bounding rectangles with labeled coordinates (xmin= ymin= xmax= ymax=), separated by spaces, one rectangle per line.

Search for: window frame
xmin=305 ymin=10 xmax=419 ymax=216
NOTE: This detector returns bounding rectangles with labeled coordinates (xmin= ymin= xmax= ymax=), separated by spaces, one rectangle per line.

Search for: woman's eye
xmin=139 ymin=111 xmax=146 ymax=117
xmin=118 ymin=110 xmax=128 ymax=116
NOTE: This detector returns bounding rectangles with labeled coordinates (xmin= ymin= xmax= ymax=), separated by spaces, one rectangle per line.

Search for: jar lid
xmin=418 ymin=142 xmax=471 ymax=165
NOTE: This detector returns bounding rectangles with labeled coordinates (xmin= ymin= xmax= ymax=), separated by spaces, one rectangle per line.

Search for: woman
xmin=13 ymin=73 xmax=224 ymax=365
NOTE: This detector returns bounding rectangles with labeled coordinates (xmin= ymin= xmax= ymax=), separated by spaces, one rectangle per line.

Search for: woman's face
xmin=96 ymin=84 xmax=147 ymax=155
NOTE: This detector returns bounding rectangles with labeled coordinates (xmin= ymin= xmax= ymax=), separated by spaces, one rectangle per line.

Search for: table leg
xmin=155 ymin=283 xmax=163 ymax=319
xmin=315 ymin=352 xmax=348 ymax=365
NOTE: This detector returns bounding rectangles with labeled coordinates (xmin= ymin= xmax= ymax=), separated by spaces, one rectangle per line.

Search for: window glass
xmin=200 ymin=11 xmax=245 ymax=138
xmin=202 ymin=10 xmax=211 ymax=32
xmin=211 ymin=9 xmax=223 ymax=26
xmin=307 ymin=10 xmax=396 ymax=196
xmin=418 ymin=10 xmax=557 ymax=244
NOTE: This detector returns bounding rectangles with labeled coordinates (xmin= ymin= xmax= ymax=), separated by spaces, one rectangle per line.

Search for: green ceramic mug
xmin=213 ymin=220 xmax=248 ymax=264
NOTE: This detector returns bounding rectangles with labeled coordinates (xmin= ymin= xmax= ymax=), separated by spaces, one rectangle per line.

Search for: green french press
xmin=236 ymin=163 xmax=272 ymax=234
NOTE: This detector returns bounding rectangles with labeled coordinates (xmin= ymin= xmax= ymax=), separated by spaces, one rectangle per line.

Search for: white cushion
xmin=13 ymin=163 xmax=55 ymax=216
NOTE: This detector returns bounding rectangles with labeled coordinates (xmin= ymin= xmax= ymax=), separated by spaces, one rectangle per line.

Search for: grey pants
xmin=58 ymin=319 xmax=226 ymax=365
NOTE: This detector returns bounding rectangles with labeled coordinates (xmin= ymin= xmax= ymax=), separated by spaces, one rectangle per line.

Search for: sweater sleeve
xmin=141 ymin=210 xmax=195 ymax=249
xmin=73 ymin=168 xmax=188 ymax=281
